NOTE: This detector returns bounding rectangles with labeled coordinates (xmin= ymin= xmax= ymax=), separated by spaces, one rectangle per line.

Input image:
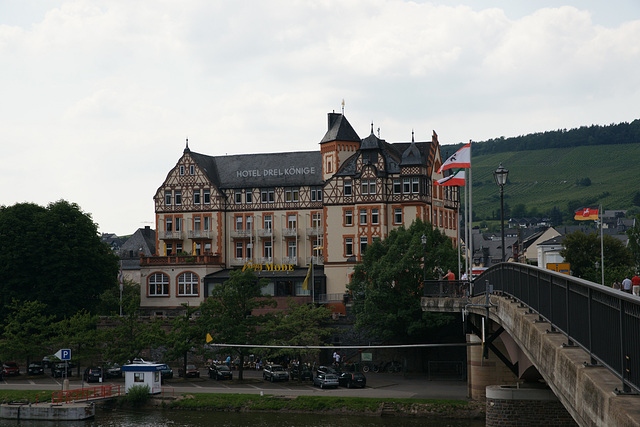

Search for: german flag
xmin=574 ymin=207 xmax=599 ymax=221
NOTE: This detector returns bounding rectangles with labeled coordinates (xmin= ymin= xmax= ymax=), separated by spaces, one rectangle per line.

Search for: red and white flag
xmin=574 ymin=207 xmax=599 ymax=221
xmin=438 ymin=143 xmax=471 ymax=173
xmin=435 ymin=171 xmax=465 ymax=186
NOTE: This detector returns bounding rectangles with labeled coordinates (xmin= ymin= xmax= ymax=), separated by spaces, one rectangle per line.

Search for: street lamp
xmin=421 ymin=234 xmax=427 ymax=291
xmin=493 ymin=163 xmax=509 ymax=262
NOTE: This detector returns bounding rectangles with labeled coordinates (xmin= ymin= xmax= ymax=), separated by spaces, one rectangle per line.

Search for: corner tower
xmin=319 ymin=112 xmax=361 ymax=181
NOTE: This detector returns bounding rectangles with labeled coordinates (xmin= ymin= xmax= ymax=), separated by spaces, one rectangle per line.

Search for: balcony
xmin=306 ymin=256 xmax=324 ymax=265
xmin=140 ymin=253 xmax=222 ymax=266
xmin=257 ymin=228 xmax=273 ymax=239
xmin=282 ymin=228 xmax=298 ymax=237
xmin=282 ymin=256 xmax=298 ymax=266
xmin=256 ymin=257 xmax=273 ymax=264
xmin=231 ymin=229 xmax=253 ymax=239
xmin=229 ymin=257 xmax=251 ymax=266
xmin=306 ymin=227 xmax=323 ymax=237
xmin=188 ymin=230 xmax=213 ymax=239
xmin=159 ymin=230 xmax=183 ymax=240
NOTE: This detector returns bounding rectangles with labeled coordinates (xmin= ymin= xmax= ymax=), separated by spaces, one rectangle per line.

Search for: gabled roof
xmin=320 ymin=112 xmax=361 ymax=143
xmin=189 ymin=150 xmax=323 ymax=189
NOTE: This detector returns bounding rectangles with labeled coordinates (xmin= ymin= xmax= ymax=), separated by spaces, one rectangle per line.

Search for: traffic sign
xmin=55 ymin=349 xmax=71 ymax=361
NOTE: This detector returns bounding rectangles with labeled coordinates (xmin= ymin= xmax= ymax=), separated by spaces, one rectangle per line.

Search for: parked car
xmin=316 ymin=365 xmax=339 ymax=375
xmin=313 ymin=372 xmax=339 ymax=389
xmin=2 ymin=362 xmax=20 ymax=376
xmin=178 ymin=364 xmax=200 ymax=378
xmin=263 ymin=364 xmax=289 ymax=382
xmin=289 ymin=363 xmax=313 ymax=381
xmin=208 ymin=364 xmax=233 ymax=380
xmin=27 ymin=362 xmax=45 ymax=375
xmin=51 ymin=362 xmax=73 ymax=378
xmin=83 ymin=367 xmax=102 ymax=383
xmin=103 ymin=362 xmax=122 ymax=378
xmin=42 ymin=355 xmax=56 ymax=369
xmin=338 ymin=371 xmax=366 ymax=388
xmin=159 ymin=364 xmax=173 ymax=379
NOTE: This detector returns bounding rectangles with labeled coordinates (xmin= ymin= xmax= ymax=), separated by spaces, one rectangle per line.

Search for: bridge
xmin=422 ymin=263 xmax=640 ymax=427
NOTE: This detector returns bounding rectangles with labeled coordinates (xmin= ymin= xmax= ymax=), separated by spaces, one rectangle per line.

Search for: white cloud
xmin=1 ymin=0 xmax=639 ymax=234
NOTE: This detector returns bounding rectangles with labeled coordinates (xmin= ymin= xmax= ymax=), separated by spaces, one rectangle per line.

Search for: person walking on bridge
xmin=622 ymin=276 xmax=633 ymax=293
xmin=631 ymin=273 xmax=640 ymax=296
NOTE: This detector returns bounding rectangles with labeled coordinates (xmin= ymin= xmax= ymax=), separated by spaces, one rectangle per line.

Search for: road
xmin=0 ymin=368 xmax=468 ymax=400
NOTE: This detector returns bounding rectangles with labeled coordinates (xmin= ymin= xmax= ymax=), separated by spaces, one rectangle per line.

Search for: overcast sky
xmin=2 ymin=0 xmax=639 ymax=236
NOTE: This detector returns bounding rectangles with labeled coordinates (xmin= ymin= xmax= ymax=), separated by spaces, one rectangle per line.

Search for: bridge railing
xmin=475 ymin=263 xmax=640 ymax=394
xmin=422 ymin=280 xmax=469 ymax=297
xmin=52 ymin=384 xmax=124 ymax=403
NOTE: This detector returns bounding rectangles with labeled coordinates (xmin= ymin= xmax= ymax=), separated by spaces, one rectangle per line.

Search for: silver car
xmin=313 ymin=372 xmax=339 ymax=389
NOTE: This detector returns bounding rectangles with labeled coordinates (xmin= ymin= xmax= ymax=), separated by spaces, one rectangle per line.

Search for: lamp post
xmin=493 ymin=163 xmax=509 ymax=262
xmin=421 ymin=234 xmax=427 ymax=293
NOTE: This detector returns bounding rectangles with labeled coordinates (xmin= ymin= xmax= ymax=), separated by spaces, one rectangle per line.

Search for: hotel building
xmin=139 ymin=112 xmax=460 ymax=316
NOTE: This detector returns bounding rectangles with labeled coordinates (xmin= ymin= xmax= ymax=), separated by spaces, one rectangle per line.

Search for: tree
xmin=0 ymin=299 xmax=54 ymax=365
xmin=560 ymin=230 xmax=634 ymax=284
xmin=260 ymin=298 xmax=334 ymax=368
xmin=100 ymin=283 xmax=164 ymax=363
xmin=348 ymin=219 xmax=456 ymax=343
xmin=163 ymin=303 xmax=206 ymax=376
xmin=0 ymin=201 xmax=120 ymax=320
xmin=50 ymin=310 xmax=100 ymax=376
xmin=627 ymin=214 xmax=640 ymax=271
xmin=198 ymin=269 xmax=276 ymax=380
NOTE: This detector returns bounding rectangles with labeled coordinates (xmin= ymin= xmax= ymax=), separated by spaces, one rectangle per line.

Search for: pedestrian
xmin=612 ymin=281 xmax=621 ymax=291
xmin=632 ymin=273 xmax=640 ymax=296
xmin=622 ymin=276 xmax=633 ymax=293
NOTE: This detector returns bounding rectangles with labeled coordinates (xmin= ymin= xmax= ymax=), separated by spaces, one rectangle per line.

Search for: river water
xmin=0 ymin=408 xmax=485 ymax=426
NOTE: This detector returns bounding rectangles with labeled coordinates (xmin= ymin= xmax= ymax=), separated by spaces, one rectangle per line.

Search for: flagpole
xmin=464 ymin=172 xmax=469 ymax=280
xmin=600 ymin=204 xmax=604 ymax=286
xmin=468 ymin=141 xmax=473 ymax=289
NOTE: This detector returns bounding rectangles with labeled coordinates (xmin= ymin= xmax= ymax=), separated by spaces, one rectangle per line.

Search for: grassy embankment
xmin=0 ymin=390 xmax=484 ymax=419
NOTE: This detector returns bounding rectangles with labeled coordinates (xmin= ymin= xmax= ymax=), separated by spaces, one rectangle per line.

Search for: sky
xmin=2 ymin=0 xmax=639 ymax=236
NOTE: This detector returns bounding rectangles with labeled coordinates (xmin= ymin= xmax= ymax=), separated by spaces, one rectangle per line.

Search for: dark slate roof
xmin=360 ymin=132 xmax=385 ymax=150
xmin=401 ymin=141 xmax=422 ymax=166
xmin=334 ymin=140 xmax=430 ymax=177
xmin=119 ymin=226 xmax=156 ymax=260
xmin=320 ymin=113 xmax=361 ymax=143
xmin=191 ymin=151 xmax=323 ymax=188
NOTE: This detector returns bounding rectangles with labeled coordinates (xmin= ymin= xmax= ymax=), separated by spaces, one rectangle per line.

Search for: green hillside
xmin=466 ymin=143 xmax=640 ymax=221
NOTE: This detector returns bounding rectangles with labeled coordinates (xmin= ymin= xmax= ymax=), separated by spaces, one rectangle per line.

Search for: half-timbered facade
xmin=139 ymin=112 xmax=459 ymax=316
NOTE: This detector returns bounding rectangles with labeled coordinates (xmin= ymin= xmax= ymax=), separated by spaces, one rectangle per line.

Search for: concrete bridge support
xmin=467 ymin=333 xmax=518 ymax=400
xmin=486 ymin=385 xmax=577 ymax=426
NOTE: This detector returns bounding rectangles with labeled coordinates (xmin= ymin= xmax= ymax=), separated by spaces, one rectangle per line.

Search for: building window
xmin=288 ymin=241 xmax=297 ymax=259
xmin=194 ymin=217 xmax=201 ymax=231
xmin=194 ymin=190 xmax=201 ymax=205
xmin=264 ymin=241 xmax=272 ymax=259
xmin=312 ymin=213 xmax=322 ymax=228
xmin=175 ymin=191 xmax=182 ymax=205
xmin=371 ymin=208 xmax=379 ymax=225
xmin=261 ymin=188 xmax=275 ymax=203
xmin=134 ymin=373 xmax=144 ymax=382
xmin=246 ymin=191 xmax=252 ymax=204
xmin=285 ymin=188 xmax=299 ymax=203
xmin=360 ymin=237 xmax=368 ymax=255
xmin=344 ymin=180 xmax=352 ymax=196
xmin=190 ymin=165 xmax=195 ymax=175
xmin=166 ymin=217 xmax=173 ymax=232
xmin=204 ymin=242 xmax=211 ymax=253
xmin=362 ymin=179 xmax=375 ymax=195
xmin=394 ymin=208 xmax=402 ymax=224
xmin=412 ymin=177 xmax=420 ymax=194
xmin=287 ymin=214 xmax=297 ymax=229
xmin=246 ymin=216 xmax=253 ymax=231
xmin=311 ymin=186 xmax=322 ymax=202
xmin=345 ymin=237 xmax=353 ymax=256
xmin=149 ymin=273 xmax=169 ymax=296
xmin=203 ymin=189 xmax=210 ymax=204
xmin=359 ymin=209 xmax=367 ymax=225
xmin=165 ymin=190 xmax=172 ymax=205
xmin=166 ymin=243 xmax=173 ymax=256
xmin=178 ymin=272 xmax=199 ymax=296
xmin=393 ymin=179 xmax=401 ymax=194
xmin=235 ymin=190 xmax=242 ymax=204
xmin=179 ymin=165 xmax=185 ymax=176
xmin=368 ymin=179 xmax=376 ymax=194
xmin=203 ymin=216 xmax=210 ymax=231
xmin=175 ymin=217 xmax=181 ymax=232
xmin=176 ymin=243 xmax=182 ymax=253
xmin=345 ymin=209 xmax=353 ymax=226
xmin=235 ymin=216 xmax=243 ymax=230
xmin=403 ymin=178 xmax=410 ymax=194
xmin=264 ymin=215 xmax=273 ymax=230
xmin=236 ymin=242 xmax=243 ymax=259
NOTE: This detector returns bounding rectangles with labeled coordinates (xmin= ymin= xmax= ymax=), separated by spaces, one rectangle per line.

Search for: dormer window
xmin=180 ymin=165 xmax=185 ymax=176
xmin=190 ymin=165 xmax=195 ymax=175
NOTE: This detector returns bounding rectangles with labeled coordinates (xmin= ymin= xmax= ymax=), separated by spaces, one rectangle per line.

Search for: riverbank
xmin=150 ymin=393 xmax=485 ymax=420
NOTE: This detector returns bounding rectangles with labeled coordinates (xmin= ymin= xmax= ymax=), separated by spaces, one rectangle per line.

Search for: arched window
xmin=178 ymin=272 xmax=199 ymax=296
xmin=149 ymin=273 xmax=169 ymax=296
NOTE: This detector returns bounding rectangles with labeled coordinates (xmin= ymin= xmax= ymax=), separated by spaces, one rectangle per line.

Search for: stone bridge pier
xmin=423 ymin=295 xmax=640 ymax=427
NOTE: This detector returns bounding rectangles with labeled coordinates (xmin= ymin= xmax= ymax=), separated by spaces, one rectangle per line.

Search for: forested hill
xmin=444 ymin=119 xmax=640 ymax=156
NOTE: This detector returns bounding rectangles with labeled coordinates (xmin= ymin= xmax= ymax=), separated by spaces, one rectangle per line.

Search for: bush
xmin=125 ymin=385 xmax=150 ymax=407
